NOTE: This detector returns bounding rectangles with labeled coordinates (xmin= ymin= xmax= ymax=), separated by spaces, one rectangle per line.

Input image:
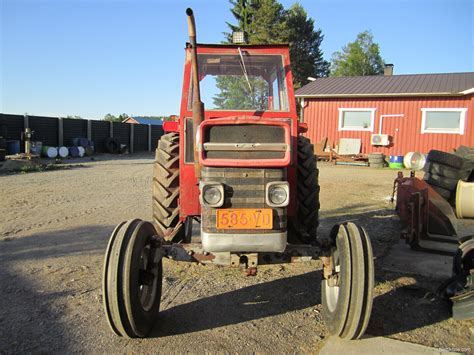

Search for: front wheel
xmin=321 ymin=222 xmax=374 ymax=340
xmin=102 ymin=219 xmax=163 ymax=338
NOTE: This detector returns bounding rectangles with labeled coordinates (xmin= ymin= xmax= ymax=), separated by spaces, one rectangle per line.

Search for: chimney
xmin=384 ymin=64 xmax=394 ymax=76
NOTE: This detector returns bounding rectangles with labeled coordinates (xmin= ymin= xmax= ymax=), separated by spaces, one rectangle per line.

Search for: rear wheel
xmin=103 ymin=219 xmax=163 ymax=338
xmin=322 ymin=222 xmax=374 ymax=340
xmin=289 ymin=136 xmax=320 ymax=244
xmin=152 ymin=133 xmax=185 ymax=241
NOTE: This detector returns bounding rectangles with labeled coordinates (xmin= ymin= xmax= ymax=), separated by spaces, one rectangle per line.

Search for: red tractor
xmin=102 ymin=8 xmax=374 ymax=341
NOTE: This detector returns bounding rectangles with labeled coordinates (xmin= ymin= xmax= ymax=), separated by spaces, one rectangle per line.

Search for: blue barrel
xmin=69 ymin=146 xmax=80 ymax=157
xmin=72 ymin=137 xmax=89 ymax=147
xmin=6 ymin=140 xmax=20 ymax=155
xmin=389 ymin=155 xmax=404 ymax=169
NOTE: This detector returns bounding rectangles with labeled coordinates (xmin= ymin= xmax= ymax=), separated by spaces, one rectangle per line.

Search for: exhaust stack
xmin=186 ymin=8 xmax=204 ymax=179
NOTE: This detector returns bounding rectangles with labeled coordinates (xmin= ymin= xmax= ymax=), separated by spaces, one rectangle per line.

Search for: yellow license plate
xmin=216 ymin=208 xmax=273 ymax=229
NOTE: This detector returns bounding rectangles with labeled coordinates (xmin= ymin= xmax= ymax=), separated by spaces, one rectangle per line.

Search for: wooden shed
xmin=295 ymin=72 xmax=474 ymax=155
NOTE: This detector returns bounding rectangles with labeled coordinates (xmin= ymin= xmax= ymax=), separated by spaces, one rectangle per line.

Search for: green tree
xmin=213 ymin=76 xmax=269 ymax=110
xmin=224 ymin=0 xmax=286 ymax=44
xmin=118 ymin=113 xmax=130 ymax=121
xmin=216 ymin=0 xmax=330 ymax=109
xmin=331 ymin=31 xmax=385 ymax=76
xmin=285 ymin=3 xmax=329 ymax=89
xmin=224 ymin=0 xmax=253 ymax=42
xmin=103 ymin=113 xmax=127 ymax=122
xmin=66 ymin=115 xmax=83 ymax=119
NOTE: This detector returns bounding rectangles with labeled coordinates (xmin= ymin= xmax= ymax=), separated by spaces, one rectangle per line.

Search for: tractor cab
xmin=180 ymin=44 xmax=295 ymax=116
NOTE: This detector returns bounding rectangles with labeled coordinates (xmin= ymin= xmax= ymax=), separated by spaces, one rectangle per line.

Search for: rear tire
xmin=289 ymin=136 xmax=320 ymax=244
xmin=369 ymin=162 xmax=384 ymax=168
xmin=105 ymin=138 xmax=120 ymax=154
xmin=322 ymin=222 xmax=374 ymax=340
xmin=423 ymin=172 xmax=459 ymax=191
xmin=424 ymin=162 xmax=471 ymax=181
xmin=427 ymin=150 xmax=466 ymax=170
xmin=152 ymin=133 xmax=184 ymax=241
xmin=368 ymin=153 xmax=384 ymax=165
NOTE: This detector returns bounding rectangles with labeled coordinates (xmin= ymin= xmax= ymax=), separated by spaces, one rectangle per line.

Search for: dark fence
xmin=0 ymin=113 xmax=164 ymax=153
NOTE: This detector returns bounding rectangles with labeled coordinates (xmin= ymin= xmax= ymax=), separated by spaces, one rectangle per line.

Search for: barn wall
xmin=303 ymin=95 xmax=474 ymax=155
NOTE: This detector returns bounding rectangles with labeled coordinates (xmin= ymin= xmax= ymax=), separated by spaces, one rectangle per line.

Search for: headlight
xmin=266 ymin=182 xmax=289 ymax=207
xmin=199 ymin=183 xmax=224 ymax=207
xmin=269 ymin=186 xmax=287 ymax=205
xmin=203 ymin=186 xmax=222 ymax=205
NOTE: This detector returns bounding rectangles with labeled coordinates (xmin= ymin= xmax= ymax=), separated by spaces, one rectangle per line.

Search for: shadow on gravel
xmin=0 ymin=225 xmax=114 ymax=262
xmin=0 ymin=267 xmax=71 ymax=353
xmin=319 ymin=205 xmax=397 ymax=239
xmin=0 ymin=225 xmax=115 ymax=352
xmin=368 ymin=275 xmax=450 ymax=338
xmin=319 ymin=207 xmax=400 ymax=260
xmin=152 ymin=271 xmax=322 ymax=337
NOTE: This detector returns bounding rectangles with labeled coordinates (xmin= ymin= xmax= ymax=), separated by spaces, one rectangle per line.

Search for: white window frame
xmin=421 ymin=108 xmax=467 ymax=134
xmin=338 ymin=108 xmax=376 ymax=132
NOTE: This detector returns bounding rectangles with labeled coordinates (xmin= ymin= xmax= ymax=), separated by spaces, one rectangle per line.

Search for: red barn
xmin=295 ymin=72 xmax=474 ymax=155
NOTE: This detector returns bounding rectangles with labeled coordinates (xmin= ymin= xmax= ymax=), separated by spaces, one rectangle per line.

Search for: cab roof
xmin=187 ymin=43 xmax=290 ymax=50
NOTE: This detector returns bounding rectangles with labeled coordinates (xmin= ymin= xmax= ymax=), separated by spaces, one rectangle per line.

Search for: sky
xmin=1 ymin=0 xmax=473 ymax=119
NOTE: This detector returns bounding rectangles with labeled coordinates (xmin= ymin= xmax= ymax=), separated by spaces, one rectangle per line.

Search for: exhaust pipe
xmin=186 ymin=8 xmax=204 ymax=179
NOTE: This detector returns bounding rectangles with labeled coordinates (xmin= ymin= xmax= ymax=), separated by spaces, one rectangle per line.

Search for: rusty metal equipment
xmin=394 ymin=171 xmax=474 ymax=319
xmin=102 ymin=8 xmax=375 ymax=341
xmin=393 ymin=171 xmax=459 ymax=255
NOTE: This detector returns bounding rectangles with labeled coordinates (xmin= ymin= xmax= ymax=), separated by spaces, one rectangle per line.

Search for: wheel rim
xmin=138 ymin=244 xmax=160 ymax=312
xmin=325 ymin=247 xmax=340 ymax=313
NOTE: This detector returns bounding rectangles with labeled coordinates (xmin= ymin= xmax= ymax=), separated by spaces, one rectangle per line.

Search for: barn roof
xmin=295 ymin=72 xmax=474 ymax=98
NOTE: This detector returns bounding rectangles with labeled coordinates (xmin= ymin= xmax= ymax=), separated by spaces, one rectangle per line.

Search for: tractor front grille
xmin=201 ymin=167 xmax=286 ymax=234
xmin=203 ymin=124 xmax=286 ymax=160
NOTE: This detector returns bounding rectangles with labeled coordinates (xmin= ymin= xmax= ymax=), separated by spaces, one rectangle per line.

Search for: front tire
xmin=102 ymin=219 xmax=163 ymax=338
xmin=321 ymin=222 xmax=374 ymax=340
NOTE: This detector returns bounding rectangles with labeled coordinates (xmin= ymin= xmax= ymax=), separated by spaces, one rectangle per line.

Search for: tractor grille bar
xmin=201 ymin=167 xmax=286 ymax=234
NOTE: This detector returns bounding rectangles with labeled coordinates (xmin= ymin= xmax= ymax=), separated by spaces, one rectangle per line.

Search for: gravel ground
xmin=0 ymin=153 xmax=472 ymax=353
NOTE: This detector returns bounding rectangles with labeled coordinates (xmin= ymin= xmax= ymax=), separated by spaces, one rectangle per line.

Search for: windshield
xmin=189 ymin=52 xmax=289 ymax=112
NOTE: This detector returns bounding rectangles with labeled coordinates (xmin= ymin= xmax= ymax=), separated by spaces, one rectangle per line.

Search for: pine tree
xmin=285 ymin=3 xmax=330 ymax=88
xmin=224 ymin=0 xmax=253 ymax=42
xmin=215 ymin=0 xmax=330 ymax=108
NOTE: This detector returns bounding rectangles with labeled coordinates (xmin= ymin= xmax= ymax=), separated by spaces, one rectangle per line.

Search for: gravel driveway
xmin=0 ymin=154 xmax=471 ymax=353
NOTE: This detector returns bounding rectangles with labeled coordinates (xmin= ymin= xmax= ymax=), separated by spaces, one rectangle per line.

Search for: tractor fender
xmin=163 ymin=121 xmax=179 ymax=133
